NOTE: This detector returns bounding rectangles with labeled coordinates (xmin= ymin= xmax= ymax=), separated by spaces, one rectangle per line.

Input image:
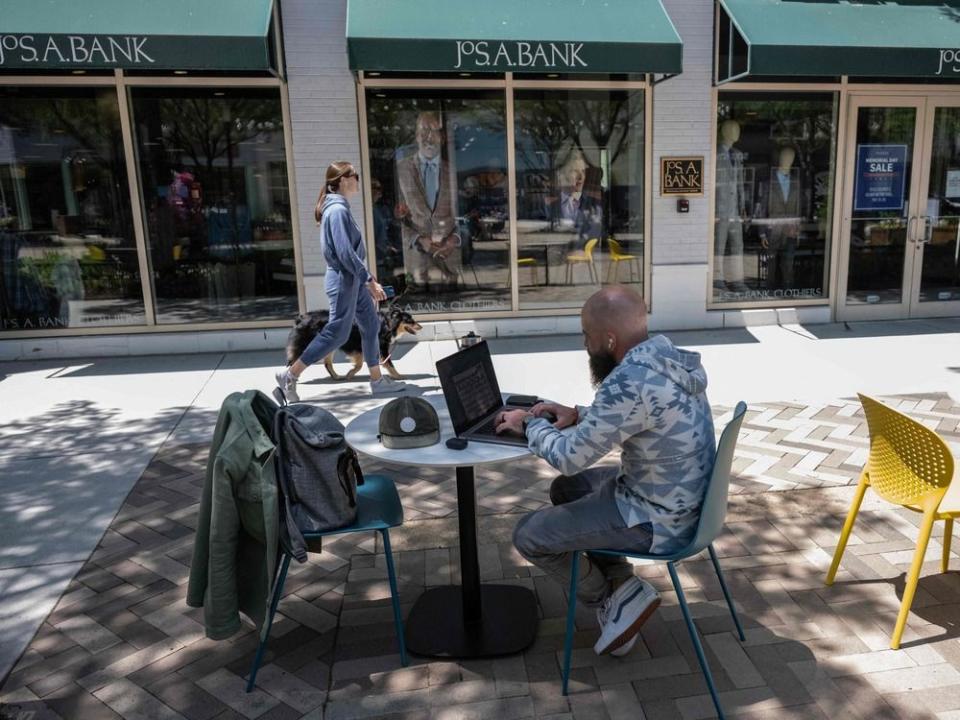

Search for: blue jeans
xmin=513 ymin=467 xmax=653 ymax=606
xmin=300 ymin=270 xmax=381 ymax=368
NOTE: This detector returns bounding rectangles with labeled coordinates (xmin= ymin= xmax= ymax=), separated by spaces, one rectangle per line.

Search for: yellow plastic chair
xmin=826 ymin=394 xmax=956 ymax=649
xmin=565 ymin=238 xmax=599 ymax=285
xmin=517 ymin=256 xmax=538 ymax=286
xmin=606 ymin=238 xmax=641 ymax=283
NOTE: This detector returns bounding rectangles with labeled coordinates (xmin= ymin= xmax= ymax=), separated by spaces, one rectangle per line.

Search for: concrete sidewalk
xmin=0 ymin=317 xmax=958 ymax=710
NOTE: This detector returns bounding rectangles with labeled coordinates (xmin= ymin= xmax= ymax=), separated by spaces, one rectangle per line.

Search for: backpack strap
xmin=273 ymin=408 xmax=308 ymax=562
xmin=335 ymin=448 xmax=364 ymax=509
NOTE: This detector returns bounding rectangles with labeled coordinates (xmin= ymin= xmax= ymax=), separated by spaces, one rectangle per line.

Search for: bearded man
xmin=495 ymin=285 xmax=716 ymax=657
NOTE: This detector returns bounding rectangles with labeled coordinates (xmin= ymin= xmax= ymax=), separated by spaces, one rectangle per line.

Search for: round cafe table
xmin=345 ymin=392 xmax=539 ymax=658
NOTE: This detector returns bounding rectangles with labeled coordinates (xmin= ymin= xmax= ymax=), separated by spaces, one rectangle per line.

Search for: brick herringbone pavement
xmin=2 ymin=394 xmax=959 ymax=720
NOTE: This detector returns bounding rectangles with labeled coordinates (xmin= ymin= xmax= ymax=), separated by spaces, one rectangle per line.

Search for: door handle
xmin=916 ymin=216 xmax=931 ymax=247
xmin=907 ymin=215 xmax=919 ymax=243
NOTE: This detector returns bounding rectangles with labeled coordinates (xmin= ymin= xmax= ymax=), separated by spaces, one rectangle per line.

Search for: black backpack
xmin=272 ymin=393 xmax=364 ymax=563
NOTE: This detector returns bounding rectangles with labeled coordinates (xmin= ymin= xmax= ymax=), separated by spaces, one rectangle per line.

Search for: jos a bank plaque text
xmin=661 ymin=156 xmax=704 ymax=196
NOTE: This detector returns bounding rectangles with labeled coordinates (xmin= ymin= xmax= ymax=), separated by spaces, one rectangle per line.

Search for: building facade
xmin=2 ymin=0 xmax=958 ymax=356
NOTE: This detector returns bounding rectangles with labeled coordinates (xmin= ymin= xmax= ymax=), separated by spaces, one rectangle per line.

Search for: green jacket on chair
xmin=187 ymin=389 xmax=280 ymax=641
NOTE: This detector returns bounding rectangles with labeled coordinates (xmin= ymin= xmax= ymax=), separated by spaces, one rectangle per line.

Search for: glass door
xmin=837 ymin=97 xmax=926 ymax=321
xmin=910 ymin=98 xmax=960 ymax=317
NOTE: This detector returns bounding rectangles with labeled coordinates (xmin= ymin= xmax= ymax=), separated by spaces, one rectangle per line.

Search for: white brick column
xmin=281 ymin=0 xmax=364 ymax=311
xmin=650 ymin=0 xmax=718 ymax=329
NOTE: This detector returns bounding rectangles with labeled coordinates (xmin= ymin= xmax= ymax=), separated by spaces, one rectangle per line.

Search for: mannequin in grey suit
xmin=395 ymin=111 xmax=460 ymax=290
xmin=714 ymin=120 xmax=748 ymax=292
xmin=760 ymin=147 xmax=801 ymax=290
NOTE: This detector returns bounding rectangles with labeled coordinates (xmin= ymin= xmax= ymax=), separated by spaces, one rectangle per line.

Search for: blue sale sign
xmin=854 ymin=144 xmax=908 ymax=212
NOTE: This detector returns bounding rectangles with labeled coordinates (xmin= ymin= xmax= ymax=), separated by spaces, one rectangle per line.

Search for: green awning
xmin=1 ymin=0 xmax=275 ymax=72
xmin=347 ymin=0 xmax=682 ymax=75
xmin=717 ymin=0 xmax=960 ymax=82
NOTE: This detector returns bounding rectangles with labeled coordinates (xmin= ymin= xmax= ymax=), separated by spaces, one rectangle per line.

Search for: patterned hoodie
xmin=526 ymin=334 xmax=716 ymax=554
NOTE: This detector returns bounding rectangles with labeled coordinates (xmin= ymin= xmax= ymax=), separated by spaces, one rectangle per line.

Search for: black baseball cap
xmin=378 ymin=396 xmax=441 ymax=449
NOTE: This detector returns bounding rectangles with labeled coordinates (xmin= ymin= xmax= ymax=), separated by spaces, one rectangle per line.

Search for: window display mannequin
xmin=760 ymin=146 xmax=801 ymax=290
xmin=558 ymin=151 xmax=587 ymax=222
xmin=395 ymin=111 xmax=460 ymax=292
xmin=714 ymin=119 xmax=748 ymax=293
xmin=554 ymin=149 xmax=604 ymax=250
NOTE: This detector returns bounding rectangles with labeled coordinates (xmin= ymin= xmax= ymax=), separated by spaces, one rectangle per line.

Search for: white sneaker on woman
xmin=370 ymin=377 xmax=417 ymax=395
xmin=274 ymin=368 xmax=300 ymax=403
xmin=594 ymin=577 xmax=660 ymax=656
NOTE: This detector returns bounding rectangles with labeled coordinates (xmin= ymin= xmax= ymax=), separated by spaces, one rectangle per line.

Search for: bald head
xmin=582 ymin=285 xmax=648 ymax=363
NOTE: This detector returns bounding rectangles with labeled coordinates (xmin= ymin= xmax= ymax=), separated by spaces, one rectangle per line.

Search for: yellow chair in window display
xmin=606 ymin=239 xmax=641 ymax=283
xmin=565 ymin=238 xmax=599 ymax=285
xmin=517 ymin=256 xmax=539 ymax=286
xmin=825 ymin=394 xmax=957 ymax=649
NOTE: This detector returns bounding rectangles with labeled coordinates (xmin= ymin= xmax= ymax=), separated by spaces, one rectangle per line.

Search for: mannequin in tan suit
xmin=714 ymin=120 xmax=748 ymax=292
xmin=395 ymin=111 xmax=460 ymax=290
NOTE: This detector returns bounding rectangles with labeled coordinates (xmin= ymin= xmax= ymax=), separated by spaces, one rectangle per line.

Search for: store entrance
xmin=838 ymin=94 xmax=960 ymax=321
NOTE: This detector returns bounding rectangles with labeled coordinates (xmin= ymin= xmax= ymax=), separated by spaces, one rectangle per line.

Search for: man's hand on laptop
xmin=495 ymin=409 xmax=531 ymax=435
xmin=531 ymin=402 xmax=578 ymax=429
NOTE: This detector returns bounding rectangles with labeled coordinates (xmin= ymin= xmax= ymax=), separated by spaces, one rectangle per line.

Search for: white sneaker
xmin=370 ymin=377 xmax=417 ymax=395
xmin=275 ymin=368 xmax=300 ymax=403
xmin=594 ymin=577 xmax=660 ymax=656
xmin=610 ymin=632 xmax=638 ymax=657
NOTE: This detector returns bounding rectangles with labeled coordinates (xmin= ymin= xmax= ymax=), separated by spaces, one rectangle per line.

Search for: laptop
xmin=435 ymin=340 xmax=530 ymax=447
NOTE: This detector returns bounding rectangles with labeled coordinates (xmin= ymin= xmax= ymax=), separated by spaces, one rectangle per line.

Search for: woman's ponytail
xmin=314 ymin=160 xmax=356 ymax=223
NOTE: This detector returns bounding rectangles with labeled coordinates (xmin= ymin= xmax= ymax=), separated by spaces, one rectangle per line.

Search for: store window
xmin=0 ymin=87 xmax=144 ymax=332
xmin=514 ymin=89 xmax=645 ymax=309
xmin=365 ymin=90 xmax=510 ymax=314
xmin=131 ymin=87 xmax=296 ymax=324
xmin=921 ymin=107 xmax=960 ymax=303
xmin=713 ymin=92 xmax=838 ymax=304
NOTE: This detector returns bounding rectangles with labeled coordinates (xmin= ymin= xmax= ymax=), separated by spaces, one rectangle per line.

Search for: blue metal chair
xmin=561 ymin=402 xmax=748 ymax=720
xmin=246 ymin=473 xmax=408 ymax=692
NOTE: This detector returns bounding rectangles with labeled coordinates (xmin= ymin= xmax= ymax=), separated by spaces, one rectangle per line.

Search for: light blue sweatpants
xmin=299 ymin=270 xmax=381 ymax=368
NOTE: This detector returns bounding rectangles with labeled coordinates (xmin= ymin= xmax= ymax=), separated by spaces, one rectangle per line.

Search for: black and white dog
xmin=285 ymin=305 xmax=422 ymax=380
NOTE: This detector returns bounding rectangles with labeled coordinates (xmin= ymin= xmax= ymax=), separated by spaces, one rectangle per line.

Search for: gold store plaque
xmin=661 ymin=156 xmax=704 ymax=196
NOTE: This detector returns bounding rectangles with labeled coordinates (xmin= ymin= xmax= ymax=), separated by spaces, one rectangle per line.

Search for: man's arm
xmin=526 ymin=375 xmax=650 ymax=476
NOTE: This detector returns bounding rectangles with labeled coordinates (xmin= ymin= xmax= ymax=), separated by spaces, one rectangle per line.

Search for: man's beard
xmin=588 ymin=350 xmax=618 ymax=388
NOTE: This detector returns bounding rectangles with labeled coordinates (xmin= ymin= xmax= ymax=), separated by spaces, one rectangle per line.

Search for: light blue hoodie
xmin=526 ymin=334 xmax=716 ymax=553
xmin=320 ymin=193 xmax=372 ymax=284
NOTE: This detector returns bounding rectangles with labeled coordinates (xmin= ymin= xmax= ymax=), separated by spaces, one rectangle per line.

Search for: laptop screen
xmin=436 ymin=340 xmax=503 ymax=435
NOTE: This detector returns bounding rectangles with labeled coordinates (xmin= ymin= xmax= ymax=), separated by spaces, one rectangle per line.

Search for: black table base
xmin=405 ymin=584 xmax=539 ymax=658
xmin=404 ymin=465 xmax=540 ymax=658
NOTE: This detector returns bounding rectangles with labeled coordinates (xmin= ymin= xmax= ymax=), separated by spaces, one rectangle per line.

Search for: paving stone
xmin=53 ymin=614 xmax=123 ymax=654
xmin=77 ymin=639 xmax=185 ymax=692
xmin=599 ymin=683 xmax=644 ymax=720
xmin=195 ymin=669 xmax=281 ymax=720
xmin=329 ymin=665 xmax=428 ymax=700
xmin=325 ymin=687 xmax=432 ymax=720
xmin=93 ymin=678 xmax=187 ymax=720
xmin=251 ymin=665 xmax=324 ymax=713
xmin=146 ymin=674 xmax=228 ymax=720
xmin=43 ymin=682 xmax=125 ymax=720
xmin=432 ymin=696 xmax=535 ymax=720
xmin=859 ymin=663 xmax=960 ymax=694
xmin=674 ymin=686 xmax=782 ymax=720
xmin=705 ymin=633 xmax=764 ymax=689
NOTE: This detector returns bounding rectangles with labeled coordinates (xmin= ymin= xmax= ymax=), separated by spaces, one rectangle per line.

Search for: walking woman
xmin=276 ymin=161 xmax=413 ymax=401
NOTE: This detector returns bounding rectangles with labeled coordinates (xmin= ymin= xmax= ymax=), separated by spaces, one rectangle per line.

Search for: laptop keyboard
xmin=471 ymin=413 xmax=521 ymax=438
xmin=472 ymin=415 xmax=499 ymax=436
